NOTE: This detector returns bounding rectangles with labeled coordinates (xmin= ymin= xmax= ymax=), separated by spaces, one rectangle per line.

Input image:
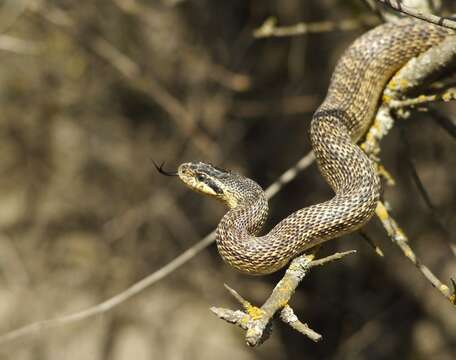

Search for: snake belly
xmin=216 ymin=19 xmax=453 ymax=275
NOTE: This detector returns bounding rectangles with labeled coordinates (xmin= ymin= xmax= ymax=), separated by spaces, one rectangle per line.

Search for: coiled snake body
xmin=178 ymin=19 xmax=453 ymax=275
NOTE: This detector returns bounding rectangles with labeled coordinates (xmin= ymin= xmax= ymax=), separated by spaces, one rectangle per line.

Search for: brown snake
xmin=177 ymin=19 xmax=454 ymax=275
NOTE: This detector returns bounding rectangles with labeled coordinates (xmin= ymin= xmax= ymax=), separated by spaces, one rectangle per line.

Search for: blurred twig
xmin=0 ymin=234 xmax=30 ymax=288
xmin=0 ymin=35 xmax=40 ymax=54
xmin=112 ymin=0 xmax=251 ymax=92
xmin=0 ymin=0 xmax=29 ymax=33
xmin=428 ymin=106 xmax=456 ymax=138
xmin=254 ymin=15 xmax=379 ymax=38
xmin=28 ymin=1 xmax=221 ymax=158
xmin=0 ymin=232 xmax=216 ymax=345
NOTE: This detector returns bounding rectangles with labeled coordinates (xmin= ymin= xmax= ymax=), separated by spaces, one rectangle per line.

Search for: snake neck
xmin=216 ymin=192 xmax=270 ymax=270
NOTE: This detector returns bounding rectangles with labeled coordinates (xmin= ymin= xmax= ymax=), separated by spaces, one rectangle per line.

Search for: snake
xmin=175 ymin=18 xmax=453 ymax=275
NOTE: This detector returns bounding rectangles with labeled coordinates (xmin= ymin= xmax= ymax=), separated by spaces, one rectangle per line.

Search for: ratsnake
xmin=177 ymin=18 xmax=453 ymax=275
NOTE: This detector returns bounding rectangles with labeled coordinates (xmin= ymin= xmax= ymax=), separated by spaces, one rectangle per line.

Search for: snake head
xmin=178 ymin=162 xmax=230 ymax=202
xmin=178 ymin=162 xmax=262 ymax=208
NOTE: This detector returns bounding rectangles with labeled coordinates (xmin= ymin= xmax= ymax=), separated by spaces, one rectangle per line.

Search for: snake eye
xmin=196 ymin=174 xmax=207 ymax=182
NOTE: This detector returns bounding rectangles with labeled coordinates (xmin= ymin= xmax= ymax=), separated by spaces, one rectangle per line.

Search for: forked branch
xmin=211 ymin=250 xmax=356 ymax=346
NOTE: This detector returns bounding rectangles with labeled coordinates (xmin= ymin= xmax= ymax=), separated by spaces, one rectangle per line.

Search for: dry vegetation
xmin=0 ymin=0 xmax=455 ymax=359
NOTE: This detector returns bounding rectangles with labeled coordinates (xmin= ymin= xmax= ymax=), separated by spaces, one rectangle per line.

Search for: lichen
xmin=246 ymin=305 xmax=265 ymax=320
xmin=375 ymin=203 xmax=389 ymax=221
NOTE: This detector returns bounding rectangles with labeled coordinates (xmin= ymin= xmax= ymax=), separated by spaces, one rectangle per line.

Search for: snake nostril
xmin=178 ymin=163 xmax=190 ymax=175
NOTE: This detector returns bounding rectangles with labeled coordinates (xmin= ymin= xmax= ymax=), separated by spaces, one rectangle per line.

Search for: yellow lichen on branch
xmin=210 ymin=251 xmax=356 ymax=346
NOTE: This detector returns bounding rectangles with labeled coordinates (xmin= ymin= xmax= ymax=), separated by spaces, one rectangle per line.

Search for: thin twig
xmin=112 ymin=0 xmax=251 ymax=92
xmin=254 ymin=15 xmax=379 ymax=38
xmin=362 ymin=33 xmax=456 ymax=160
xmin=386 ymin=88 xmax=456 ymax=108
xmin=0 ymin=232 xmax=216 ymax=345
xmin=28 ymin=2 xmax=223 ymax=159
xmin=280 ymin=305 xmax=322 ymax=342
xmin=399 ymin=125 xmax=447 ymax=222
xmin=375 ymin=0 xmax=456 ymax=30
xmin=428 ymin=106 xmax=456 ymax=139
xmin=358 ymin=230 xmax=385 ymax=257
xmin=0 ymin=35 xmax=40 ymax=54
xmin=375 ymin=202 xmax=455 ymax=304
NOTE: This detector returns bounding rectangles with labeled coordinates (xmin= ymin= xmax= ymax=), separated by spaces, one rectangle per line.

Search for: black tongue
xmin=152 ymin=160 xmax=178 ymax=177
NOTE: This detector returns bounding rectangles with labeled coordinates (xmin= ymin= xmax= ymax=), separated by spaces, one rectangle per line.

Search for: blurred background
xmin=0 ymin=0 xmax=455 ymax=359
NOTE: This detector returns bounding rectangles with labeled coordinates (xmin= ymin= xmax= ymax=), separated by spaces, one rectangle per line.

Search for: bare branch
xmin=280 ymin=305 xmax=322 ymax=342
xmin=428 ymin=106 xmax=456 ymax=139
xmin=0 ymin=35 xmax=40 ymax=54
xmin=383 ymin=35 xmax=456 ymax=101
xmin=211 ymin=250 xmax=355 ymax=346
xmin=0 ymin=231 xmax=216 ymax=345
xmin=362 ymin=34 xmax=456 ymax=160
xmin=359 ymin=34 xmax=456 ymax=306
xmin=112 ymin=0 xmax=251 ymax=92
xmin=28 ymin=1 xmax=225 ymax=159
xmin=254 ymin=15 xmax=379 ymax=38
xmin=399 ymin=125 xmax=452 ymax=238
xmin=358 ymin=230 xmax=385 ymax=257
xmin=375 ymin=0 xmax=456 ymax=30
xmin=375 ymin=202 xmax=455 ymax=305
xmin=264 ymin=151 xmax=315 ymax=199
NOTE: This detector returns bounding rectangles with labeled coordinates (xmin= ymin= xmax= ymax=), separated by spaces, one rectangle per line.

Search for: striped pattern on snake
xmin=178 ymin=19 xmax=454 ymax=275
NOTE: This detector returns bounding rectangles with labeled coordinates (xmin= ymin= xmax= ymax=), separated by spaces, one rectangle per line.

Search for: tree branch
xmin=375 ymin=202 xmax=455 ymax=304
xmin=211 ymin=250 xmax=356 ymax=346
xmin=361 ymin=33 xmax=456 ymax=162
xmin=254 ymin=15 xmax=379 ymax=38
xmin=359 ymin=29 xmax=456 ymax=306
xmin=375 ymin=0 xmax=456 ymax=30
xmin=383 ymin=35 xmax=456 ymax=101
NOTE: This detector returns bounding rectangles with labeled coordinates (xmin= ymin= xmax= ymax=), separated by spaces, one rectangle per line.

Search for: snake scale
xmin=177 ymin=18 xmax=453 ymax=275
